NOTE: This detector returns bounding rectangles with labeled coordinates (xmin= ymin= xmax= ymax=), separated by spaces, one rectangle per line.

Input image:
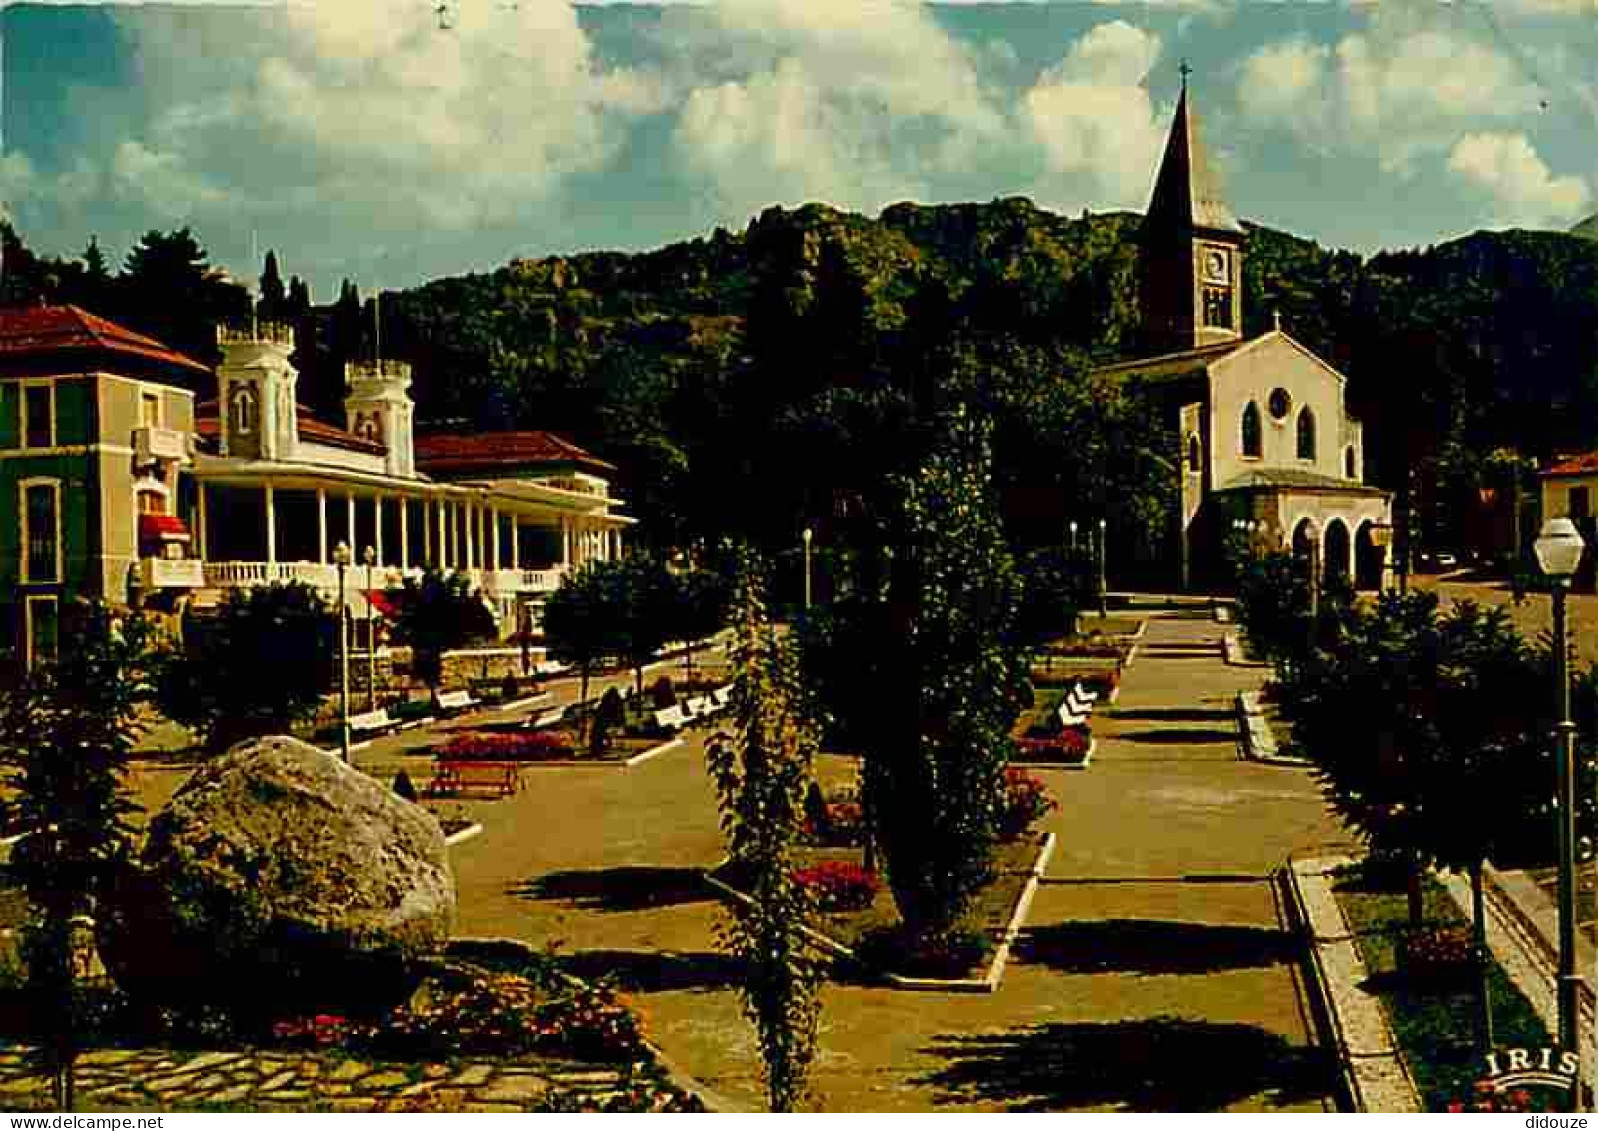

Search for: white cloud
xmin=1447 ymin=131 xmax=1589 ymax=226
xmin=1022 ymin=22 xmax=1168 ymax=208
xmin=1238 ymin=5 xmax=1545 ymax=174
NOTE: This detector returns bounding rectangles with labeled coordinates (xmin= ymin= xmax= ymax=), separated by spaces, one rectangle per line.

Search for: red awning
xmin=139 ymin=513 xmax=191 ymax=541
xmin=363 ymin=589 xmax=400 ymax=619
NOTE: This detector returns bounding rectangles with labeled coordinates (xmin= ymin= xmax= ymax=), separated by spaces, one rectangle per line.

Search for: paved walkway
xmin=428 ymin=607 xmax=1347 ymax=1111
xmin=0 ymin=1046 xmax=670 ymax=1112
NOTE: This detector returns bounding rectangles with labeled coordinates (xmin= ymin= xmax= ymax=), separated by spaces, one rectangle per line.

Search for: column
xmin=399 ymin=498 xmax=410 ymax=571
xmin=345 ymin=492 xmax=356 ymax=555
xmin=264 ymin=484 xmax=277 ymax=565
xmin=466 ymin=502 xmax=476 ymax=572
xmin=197 ymin=485 xmax=209 ymax=561
xmin=423 ymin=498 xmax=432 ymax=566
xmin=373 ymin=495 xmax=384 ymax=567
xmin=490 ymin=506 xmax=501 ymax=573
xmin=510 ymin=518 xmax=520 ymax=571
xmin=562 ymin=521 xmax=572 ymax=568
xmin=316 ymin=489 xmax=328 ymax=564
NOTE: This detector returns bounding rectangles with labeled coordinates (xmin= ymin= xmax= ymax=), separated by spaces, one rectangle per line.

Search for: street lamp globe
xmin=363 ymin=545 xmax=377 ymax=567
xmin=334 ymin=541 xmax=353 ymax=568
xmin=1535 ymin=517 xmax=1585 ymax=581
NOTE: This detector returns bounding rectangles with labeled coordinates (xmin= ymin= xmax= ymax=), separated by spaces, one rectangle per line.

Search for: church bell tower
xmin=1139 ymin=65 xmax=1245 ymax=356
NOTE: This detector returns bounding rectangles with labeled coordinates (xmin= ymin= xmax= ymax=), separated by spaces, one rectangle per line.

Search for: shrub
xmin=791 ymin=862 xmax=880 ymax=912
xmin=854 ymin=925 xmax=993 ymax=980
xmin=592 ymin=688 xmax=627 ymax=754
xmin=998 ymin=769 xmax=1057 ymax=839
xmin=1397 ymin=925 xmax=1474 ymax=986
xmin=649 ymin=676 xmax=677 ymax=710
xmin=436 ymin=730 xmax=577 ymax=761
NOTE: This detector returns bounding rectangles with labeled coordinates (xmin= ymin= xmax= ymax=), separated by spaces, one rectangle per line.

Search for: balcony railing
xmin=139 ymin=557 xmax=206 ymax=589
xmin=203 ymin=561 xmax=569 ymax=596
xmin=204 ymin=561 xmax=340 ymax=590
xmin=133 ymin=426 xmax=190 ymax=466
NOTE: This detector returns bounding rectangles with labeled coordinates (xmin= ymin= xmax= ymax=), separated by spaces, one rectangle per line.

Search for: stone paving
xmin=0 ymin=1046 xmax=656 ymax=1112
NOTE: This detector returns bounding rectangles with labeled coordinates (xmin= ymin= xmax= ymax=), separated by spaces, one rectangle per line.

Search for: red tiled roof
xmin=415 ymin=430 xmax=614 ymax=475
xmin=0 ymin=305 xmax=209 ymax=376
xmin=1546 ymin=453 xmax=1598 ymax=477
xmin=194 ymin=400 xmax=387 ymax=456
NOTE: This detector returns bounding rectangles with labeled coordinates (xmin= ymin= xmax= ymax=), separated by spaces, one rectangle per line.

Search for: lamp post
xmin=334 ymin=541 xmax=353 ymax=763
xmin=1070 ymin=520 xmax=1078 ymax=553
xmin=802 ymin=527 xmax=814 ymax=611
xmin=1536 ymin=517 xmax=1586 ymax=1078
xmin=364 ymin=545 xmax=378 ymax=712
xmin=1097 ymin=518 xmax=1108 ymax=618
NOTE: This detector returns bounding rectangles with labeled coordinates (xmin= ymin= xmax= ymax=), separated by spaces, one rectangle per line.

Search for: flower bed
xmin=1014 ymin=729 xmax=1092 ymax=765
xmin=998 ymin=769 xmax=1058 ymax=839
xmin=804 ymin=793 xmax=866 ymax=847
xmin=793 ymin=861 xmax=881 ymax=912
xmin=436 ymin=730 xmax=579 ymax=761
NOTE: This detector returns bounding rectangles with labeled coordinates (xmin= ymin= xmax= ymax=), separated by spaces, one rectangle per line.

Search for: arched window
xmin=1186 ymin=434 xmax=1201 ymax=473
xmin=1241 ymin=401 xmax=1262 ymax=458
xmin=1296 ymin=406 xmax=1317 ymax=461
xmin=231 ymin=386 xmax=257 ymax=435
xmin=1345 ymin=446 xmax=1357 ymax=479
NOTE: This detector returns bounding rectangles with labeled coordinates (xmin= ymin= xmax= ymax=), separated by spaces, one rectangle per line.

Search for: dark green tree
xmin=0 ymin=603 xmax=154 ymax=1108
xmin=155 ymin=583 xmax=337 ymax=752
xmin=391 ymin=568 xmax=497 ymax=691
xmin=864 ymin=408 xmax=1025 ymax=940
xmin=704 ymin=549 xmax=822 ymax=1111
xmin=543 ymin=561 xmax=625 ymax=723
xmin=259 ymin=249 xmax=286 ymax=319
xmin=670 ymin=565 xmax=731 ymax=684
xmin=117 ymin=227 xmax=248 ymax=367
xmin=615 ymin=555 xmax=677 ymax=695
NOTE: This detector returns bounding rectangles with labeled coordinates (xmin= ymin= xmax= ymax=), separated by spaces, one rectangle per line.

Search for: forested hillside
xmin=8 ymin=198 xmax=1598 ymax=559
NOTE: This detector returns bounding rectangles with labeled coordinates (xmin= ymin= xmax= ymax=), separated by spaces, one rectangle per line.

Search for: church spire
xmin=1145 ymin=65 xmax=1241 ymax=238
xmin=1138 ymin=65 xmax=1245 ymax=355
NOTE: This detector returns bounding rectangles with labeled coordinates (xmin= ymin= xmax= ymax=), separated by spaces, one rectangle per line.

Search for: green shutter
xmin=0 ymin=385 xmax=17 ymax=450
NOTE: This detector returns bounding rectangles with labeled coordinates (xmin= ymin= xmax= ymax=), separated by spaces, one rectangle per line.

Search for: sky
xmin=4 ymin=1 xmax=1598 ymax=298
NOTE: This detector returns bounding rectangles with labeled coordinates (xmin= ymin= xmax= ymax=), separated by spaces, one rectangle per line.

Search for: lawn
xmin=1332 ymin=867 xmax=1552 ymax=1112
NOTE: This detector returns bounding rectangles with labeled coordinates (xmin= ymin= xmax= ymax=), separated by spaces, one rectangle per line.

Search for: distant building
xmin=0 ymin=308 xmax=630 ymax=672
xmin=1097 ymin=72 xmax=1393 ymax=590
xmin=1540 ymin=453 xmax=1598 ymax=589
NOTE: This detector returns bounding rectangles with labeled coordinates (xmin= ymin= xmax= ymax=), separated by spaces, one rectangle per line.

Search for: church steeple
xmin=1139 ymin=64 xmax=1245 ymax=355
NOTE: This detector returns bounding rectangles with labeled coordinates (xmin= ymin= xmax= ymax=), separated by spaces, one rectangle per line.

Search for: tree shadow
xmin=1112 ymin=708 xmax=1236 ymax=723
xmin=920 ymin=1017 xmax=1332 ymax=1111
xmin=511 ymin=866 xmax=718 ymax=912
xmin=557 ymin=948 xmax=744 ymax=992
xmin=1115 ymin=728 xmax=1239 ymax=745
xmin=1014 ymin=919 xmax=1296 ymax=975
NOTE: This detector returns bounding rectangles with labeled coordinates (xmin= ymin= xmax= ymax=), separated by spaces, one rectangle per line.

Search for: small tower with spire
xmin=1139 ymin=62 xmax=1245 ymax=355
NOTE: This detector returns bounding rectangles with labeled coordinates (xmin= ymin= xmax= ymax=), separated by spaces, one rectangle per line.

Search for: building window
xmin=1241 ymin=401 xmax=1262 ymax=458
xmin=23 ymin=384 xmax=53 ymax=449
xmin=1268 ymin=388 xmax=1292 ymax=421
xmin=141 ymin=391 xmax=162 ymax=428
xmin=137 ymin=488 xmax=166 ymax=515
xmin=1571 ymin=487 xmax=1591 ymax=521
xmin=1345 ymin=446 xmax=1357 ymax=479
xmin=25 ymin=596 xmax=58 ymax=671
xmin=21 ymin=480 xmax=61 ymax=584
xmin=1296 ymin=406 xmax=1317 ymax=461
xmin=1202 ymin=286 xmax=1230 ymax=328
xmin=231 ymin=386 xmax=257 ymax=435
xmin=1186 ymin=434 xmax=1201 ymax=473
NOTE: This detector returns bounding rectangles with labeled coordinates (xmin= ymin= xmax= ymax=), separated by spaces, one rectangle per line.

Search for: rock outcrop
xmin=99 ymin=735 xmax=454 ymax=1019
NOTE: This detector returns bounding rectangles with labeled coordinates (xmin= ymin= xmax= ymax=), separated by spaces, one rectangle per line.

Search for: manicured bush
xmin=649 ymin=676 xmax=677 ymax=710
xmin=802 ymin=794 xmax=866 ymax=847
xmin=436 ymin=730 xmax=577 ymax=761
xmin=998 ymin=769 xmax=1057 ymax=839
xmin=791 ymin=862 xmax=880 ymax=913
xmin=854 ymin=925 xmax=994 ymax=980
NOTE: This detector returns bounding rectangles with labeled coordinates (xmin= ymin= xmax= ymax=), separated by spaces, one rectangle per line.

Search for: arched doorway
xmin=1324 ymin=519 xmax=1351 ymax=588
xmin=1291 ymin=518 xmax=1316 ymax=562
xmin=1355 ymin=522 xmax=1385 ymax=591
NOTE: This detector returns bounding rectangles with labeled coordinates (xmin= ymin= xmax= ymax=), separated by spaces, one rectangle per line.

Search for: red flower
xmin=791 ymin=862 xmax=881 ymax=912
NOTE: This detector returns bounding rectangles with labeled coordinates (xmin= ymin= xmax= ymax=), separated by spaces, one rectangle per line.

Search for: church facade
xmin=1099 ymin=75 xmax=1392 ymax=591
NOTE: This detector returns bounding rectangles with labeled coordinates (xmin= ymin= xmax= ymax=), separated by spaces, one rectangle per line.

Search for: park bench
xmin=534 ymin=660 xmax=568 ymax=677
xmin=424 ymin=760 xmax=521 ymax=800
xmin=653 ymin=705 xmax=687 ymax=734
xmin=1055 ymin=699 xmax=1092 ymax=730
xmin=432 ymin=688 xmax=481 ymax=716
xmin=347 ymin=708 xmax=396 ymax=741
xmin=528 ymin=704 xmax=568 ymax=730
xmin=683 ymin=696 xmax=713 ymax=722
xmin=712 ymin=686 xmax=733 ymax=711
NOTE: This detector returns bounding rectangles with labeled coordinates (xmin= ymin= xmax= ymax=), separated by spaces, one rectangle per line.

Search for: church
xmin=1100 ymin=72 xmax=1392 ymax=592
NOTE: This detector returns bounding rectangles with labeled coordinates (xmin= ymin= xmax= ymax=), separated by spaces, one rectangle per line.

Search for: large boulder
xmin=99 ymin=735 xmax=455 ymax=1020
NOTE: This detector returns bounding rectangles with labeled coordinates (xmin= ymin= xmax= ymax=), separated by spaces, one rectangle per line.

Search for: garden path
xmin=432 ymin=606 xmax=1349 ymax=1112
